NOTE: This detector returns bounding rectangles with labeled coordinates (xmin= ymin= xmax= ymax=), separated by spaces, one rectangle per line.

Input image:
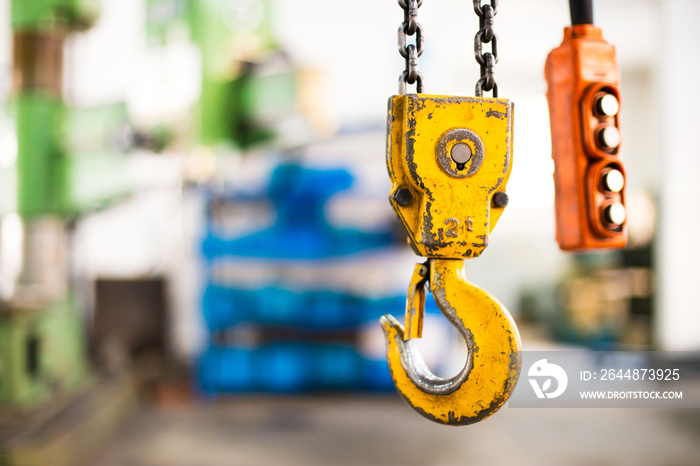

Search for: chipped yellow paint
xmin=386 ymin=94 xmax=513 ymax=258
xmin=382 ymin=94 xmax=520 ymax=425
xmin=381 ymin=259 xmax=521 ymax=425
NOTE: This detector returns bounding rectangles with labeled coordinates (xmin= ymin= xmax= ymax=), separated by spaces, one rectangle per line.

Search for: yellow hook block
xmin=386 ymin=94 xmax=513 ymax=258
xmin=382 ymin=94 xmax=520 ymax=425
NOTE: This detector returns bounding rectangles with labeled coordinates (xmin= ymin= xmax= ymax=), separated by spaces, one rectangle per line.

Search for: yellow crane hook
xmin=380 ymin=258 xmax=521 ymax=425
xmin=383 ymin=93 xmax=521 ymax=425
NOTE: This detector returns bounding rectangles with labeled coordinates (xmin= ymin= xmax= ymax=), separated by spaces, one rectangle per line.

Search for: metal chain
xmin=397 ymin=0 xmax=424 ymax=94
xmin=473 ymin=0 xmax=498 ymax=97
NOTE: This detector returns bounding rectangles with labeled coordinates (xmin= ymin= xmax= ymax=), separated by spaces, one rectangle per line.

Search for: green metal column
xmin=0 ymin=0 xmax=98 ymax=408
xmin=15 ymin=95 xmax=65 ymax=217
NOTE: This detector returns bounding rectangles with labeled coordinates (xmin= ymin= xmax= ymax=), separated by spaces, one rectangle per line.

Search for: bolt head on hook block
xmin=386 ymin=94 xmax=513 ymax=259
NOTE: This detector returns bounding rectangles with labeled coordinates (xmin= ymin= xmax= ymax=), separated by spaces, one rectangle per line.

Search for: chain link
xmin=473 ymin=0 xmax=498 ymax=97
xmin=394 ymin=1 xmax=500 ymax=96
xmin=397 ymin=0 xmax=424 ymax=94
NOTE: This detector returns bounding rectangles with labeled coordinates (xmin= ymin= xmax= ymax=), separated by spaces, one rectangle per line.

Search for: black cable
xmin=569 ymin=0 xmax=594 ymax=25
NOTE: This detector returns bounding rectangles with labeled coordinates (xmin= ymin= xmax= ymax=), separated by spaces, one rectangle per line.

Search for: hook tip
xmin=379 ymin=314 xmax=404 ymax=339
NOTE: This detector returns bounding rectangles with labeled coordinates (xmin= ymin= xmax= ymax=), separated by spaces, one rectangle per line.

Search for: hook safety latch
xmin=405 ymin=261 xmax=429 ymax=341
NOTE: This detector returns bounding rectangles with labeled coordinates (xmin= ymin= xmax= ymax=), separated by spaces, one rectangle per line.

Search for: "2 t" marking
xmin=444 ymin=217 xmax=474 ymax=238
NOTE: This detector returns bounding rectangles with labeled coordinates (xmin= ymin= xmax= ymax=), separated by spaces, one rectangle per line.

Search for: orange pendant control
xmin=545 ymin=24 xmax=627 ymax=251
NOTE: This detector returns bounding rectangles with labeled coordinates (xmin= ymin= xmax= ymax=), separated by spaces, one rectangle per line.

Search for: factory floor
xmin=94 ymin=395 xmax=700 ymax=466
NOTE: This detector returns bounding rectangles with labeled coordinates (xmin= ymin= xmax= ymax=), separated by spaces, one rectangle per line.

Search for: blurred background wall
xmin=1 ymin=0 xmax=697 ymax=360
xmin=1 ymin=0 xmax=699 ymax=464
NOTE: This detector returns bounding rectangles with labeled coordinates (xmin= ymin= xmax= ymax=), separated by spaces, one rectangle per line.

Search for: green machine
xmin=147 ymin=0 xmax=301 ymax=152
xmin=0 ymin=0 xmax=132 ymax=410
xmin=0 ymin=2 xmax=148 ymax=464
xmin=0 ymin=0 xmax=302 ymax=407
xmin=1 ymin=0 xmax=297 ymax=414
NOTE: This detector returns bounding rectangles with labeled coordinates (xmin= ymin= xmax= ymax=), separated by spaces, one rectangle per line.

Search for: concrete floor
xmin=94 ymin=395 xmax=700 ymax=466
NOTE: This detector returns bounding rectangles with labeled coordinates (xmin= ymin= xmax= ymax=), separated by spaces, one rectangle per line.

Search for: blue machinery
xmin=198 ymin=163 xmax=440 ymax=393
